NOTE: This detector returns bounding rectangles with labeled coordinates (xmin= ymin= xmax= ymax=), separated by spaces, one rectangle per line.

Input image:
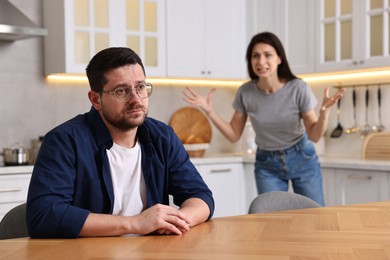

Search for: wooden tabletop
xmin=2 ymin=201 xmax=390 ymax=259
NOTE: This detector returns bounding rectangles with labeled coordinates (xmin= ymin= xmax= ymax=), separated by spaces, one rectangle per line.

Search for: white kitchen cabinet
xmin=335 ymin=168 xmax=389 ymax=205
xmin=243 ymin=161 xmax=258 ymax=213
xmin=0 ymin=172 xmax=31 ymax=221
xmin=166 ymin=0 xmax=247 ymax=79
xmin=322 ymin=167 xmax=389 ymax=206
xmin=194 ymin=162 xmax=246 ymax=217
xmin=321 ymin=168 xmax=337 ymax=206
xmin=43 ymin=0 xmax=166 ymax=77
xmin=247 ymin=0 xmax=316 ymax=74
xmin=316 ymin=0 xmax=390 ymax=73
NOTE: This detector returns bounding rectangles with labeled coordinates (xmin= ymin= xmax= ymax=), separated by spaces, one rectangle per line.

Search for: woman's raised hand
xmin=182 ymin=87 xmax=216 ymax=115
xmin=320 ymin=87 xmax=346 ymax=112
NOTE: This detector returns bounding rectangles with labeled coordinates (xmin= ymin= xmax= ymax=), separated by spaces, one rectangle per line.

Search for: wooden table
xmin=1 ymin=201 xmax=390 ymax=259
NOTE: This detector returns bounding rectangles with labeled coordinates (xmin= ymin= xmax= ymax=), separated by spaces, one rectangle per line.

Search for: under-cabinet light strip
xmin=46 ymin=68 xmax=390 ymax=87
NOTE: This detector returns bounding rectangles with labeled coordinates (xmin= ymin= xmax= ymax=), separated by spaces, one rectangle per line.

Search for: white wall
xmin=1 ymin=0 xmax=389 ymax=166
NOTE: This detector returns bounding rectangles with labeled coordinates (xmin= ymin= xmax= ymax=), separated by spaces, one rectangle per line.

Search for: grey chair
xmin=0 ymin=203 xmax=28 ymax=239
xmin=248 ymin=191 xmax=321 ymax=214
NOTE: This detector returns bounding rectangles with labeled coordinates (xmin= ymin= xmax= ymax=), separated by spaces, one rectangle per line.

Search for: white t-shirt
xmin=107 ymin=141 xmax=147 ymax=216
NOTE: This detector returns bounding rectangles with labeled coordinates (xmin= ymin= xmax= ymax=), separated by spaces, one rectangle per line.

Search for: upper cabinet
xmin=166 ymin=0 xmax=247 ymax=79
xmin=316 ymin=0 xmax=390 ymax=73
xmin=43 ymin=0 xmax=166 ymax=77
xmin=42 ymin=0 xmax=389 ymax=80
xmin=248 ymin=0 xmax=316 ymax=74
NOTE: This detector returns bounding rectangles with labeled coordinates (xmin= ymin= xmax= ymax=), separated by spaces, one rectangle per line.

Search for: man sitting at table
xmin=26 ymin=47 xmax=214 ymax=238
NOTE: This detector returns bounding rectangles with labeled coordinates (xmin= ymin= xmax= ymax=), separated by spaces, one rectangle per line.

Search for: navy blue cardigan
xmin=26 ymin=107 xmax=214 ymax=238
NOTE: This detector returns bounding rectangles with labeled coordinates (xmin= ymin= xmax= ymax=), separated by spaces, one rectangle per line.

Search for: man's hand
xmin=133 ymin=204 xmax=190 ymax=235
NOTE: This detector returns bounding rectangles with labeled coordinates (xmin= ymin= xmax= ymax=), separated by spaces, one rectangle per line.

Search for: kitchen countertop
xmin=1 ymin=154 xmax=389 ymax=175
xmin=194 ymin=153 xmax=390 ymax=172
xmin=0 ymin=165 xmax=34 ymax=175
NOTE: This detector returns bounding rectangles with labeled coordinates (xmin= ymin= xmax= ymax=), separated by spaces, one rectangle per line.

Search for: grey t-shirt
xmin=233 ymin=78 xmax=317 ymax=151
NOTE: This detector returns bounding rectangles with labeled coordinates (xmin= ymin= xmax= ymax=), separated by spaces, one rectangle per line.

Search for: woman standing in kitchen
xmin=183 ymin=31 xmax=345 ymax=206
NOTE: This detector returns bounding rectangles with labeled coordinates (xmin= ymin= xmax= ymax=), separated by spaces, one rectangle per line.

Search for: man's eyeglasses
xmin=100 ymin=83 xmax=153 ymax=102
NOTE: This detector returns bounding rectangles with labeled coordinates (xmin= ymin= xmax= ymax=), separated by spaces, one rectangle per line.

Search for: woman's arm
xmin=303 ymin=87 xmax=345 ymax=142
xmin=183 ymin=87 xmax=247 ymax=142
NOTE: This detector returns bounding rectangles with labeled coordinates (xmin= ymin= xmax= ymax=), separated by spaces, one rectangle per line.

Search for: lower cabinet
xmin=244 ymin=162 xmax=390 ymax=208
xmin=322 ymin=167 xmax=389 ymax=206
xmin=1 ymin=161 xmax=389 ymax=221
xmin=243 ymin=162 xmax=258 ymax=213
xmin=194 ymin=162 xmax=246 ymax=217
xmin=0 ymin=173 xmax=31 ymax=221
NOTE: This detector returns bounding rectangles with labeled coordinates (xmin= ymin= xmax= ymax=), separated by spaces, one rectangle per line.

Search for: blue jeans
xmin=254 ymin=134 xmax=325 ymax=206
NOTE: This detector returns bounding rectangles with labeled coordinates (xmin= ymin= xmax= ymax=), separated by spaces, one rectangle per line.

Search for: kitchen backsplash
xmin=0 ymin=0 xmax=389 ymax=164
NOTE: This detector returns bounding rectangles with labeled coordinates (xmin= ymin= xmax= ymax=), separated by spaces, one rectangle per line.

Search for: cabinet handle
xmin=347 ymin=175 xmax=372 ymax=180
xmin=352 ymin=60 xmax=365 ymax=65
xmin=0 ymin=187 xmax=22 ymax=193
xmin=201 ymin=71 xmax=205 ymax=74
xmin=210 ymin=169 xmax=232 ymax=173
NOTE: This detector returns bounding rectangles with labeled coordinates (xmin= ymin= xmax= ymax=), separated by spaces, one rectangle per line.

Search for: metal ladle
xmin=360 ymin=86 xmax=371 ymax=138
xmin=330 ymin=98 xmax=343 ymax=138
xmin=372 ymin=84 xmax=385 ymax=132
xmin=345 ymin=87 xmax=359 ymax=134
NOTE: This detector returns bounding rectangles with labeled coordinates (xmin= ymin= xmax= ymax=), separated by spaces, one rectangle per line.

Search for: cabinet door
xmin=321 ymin=168 xmax=337 ymax=206
xmin=0 ymin=174 xmax=31 ymax=221
xmin=166 ymin=0 xmax=205 ymax=78
xmin=243 ymin=162 xmax=258 ymax=212
xmin=195 ymin=163 xmax=245 ymax=217
xmin=204 ymin=0 xmax=247 ymax=79
xmin=120 ymin=0 xmax=166 ymax=76
xmin=43 ymin=0 xmax=166 ymax=76
xmin=248 ymin=0 xmax=316 ymax=74
xmin=166 ymin=0 xmax=247 ymax=79
xmin=44 ymin=0 xmax=114 ymax=74
xmin=359 ymin=0 xmax=390 ymax=68
xmin=316 ymin=0 xmax=390 ymax=72
xmin=335 ymin=169 xmax=388 ymax=205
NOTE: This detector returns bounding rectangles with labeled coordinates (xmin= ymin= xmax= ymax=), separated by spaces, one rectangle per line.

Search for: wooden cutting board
xmin=362 ymin=132 xmax=390 ymax=160
xmin=169 ymin=107 xmax=212 ymax=144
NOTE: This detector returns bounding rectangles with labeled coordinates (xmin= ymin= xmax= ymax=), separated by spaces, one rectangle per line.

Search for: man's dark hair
xmin=86 ymin=47 xmax=146 ymax=92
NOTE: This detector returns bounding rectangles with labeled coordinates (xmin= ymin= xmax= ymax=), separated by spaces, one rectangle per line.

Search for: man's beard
xmin=103 ymin=104 xmax=147 ymax=131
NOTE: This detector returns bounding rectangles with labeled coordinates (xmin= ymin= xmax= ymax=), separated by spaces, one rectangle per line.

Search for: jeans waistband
xmin=257 ymin=135 xmax=307 ymax=155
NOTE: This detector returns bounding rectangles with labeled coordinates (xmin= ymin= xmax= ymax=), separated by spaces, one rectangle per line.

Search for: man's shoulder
xmin=49 ymin=113 xmax=89 ymax=134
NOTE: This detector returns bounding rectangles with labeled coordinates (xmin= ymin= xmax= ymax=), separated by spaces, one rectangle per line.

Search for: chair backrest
xmin=248 ymin=191 xmax=321 ymax=214
xmin=0 ymin=203 xmax=28 ymax=239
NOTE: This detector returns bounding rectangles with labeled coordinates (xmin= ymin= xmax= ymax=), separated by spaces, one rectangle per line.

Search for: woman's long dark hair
xmin=246 ymin=32 xmax=297 ymax=81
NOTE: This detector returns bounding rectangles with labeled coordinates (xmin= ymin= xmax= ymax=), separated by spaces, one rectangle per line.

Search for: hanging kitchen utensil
xmin=372 ymin=84 xmax=385 ymax=132
xmin=360 ymin=86 xmax=371 ymax=138
xmin=330 ymin=98 xmax=343 ymax=138
xmin=345 ymin=87 xmax=359 ymax=134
